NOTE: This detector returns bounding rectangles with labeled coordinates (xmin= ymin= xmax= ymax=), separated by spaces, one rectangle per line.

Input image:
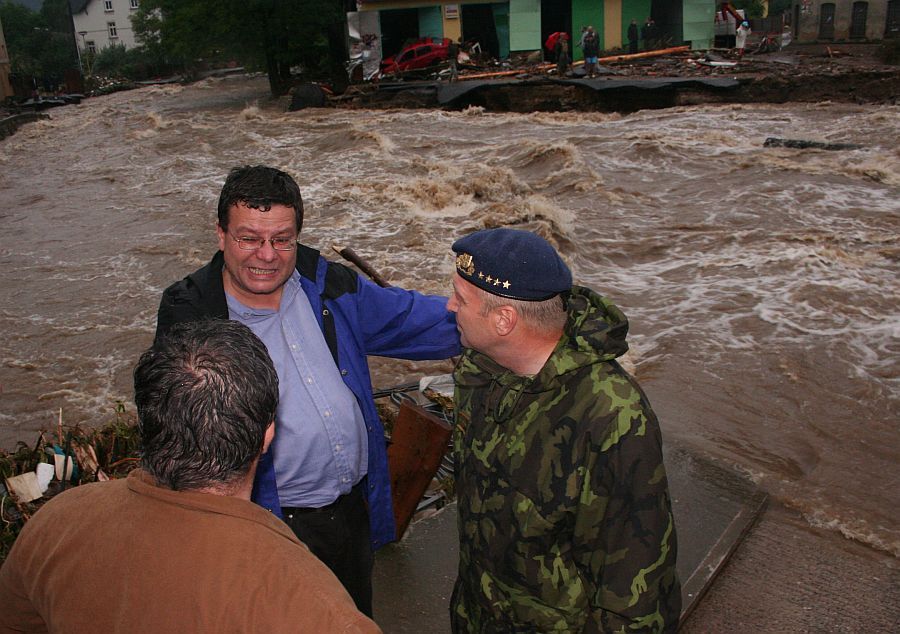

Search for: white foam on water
xmin=803 ymin=507 xmax=900 ymax=558
xmin=3 ymin=81 xmax=899 ymax=552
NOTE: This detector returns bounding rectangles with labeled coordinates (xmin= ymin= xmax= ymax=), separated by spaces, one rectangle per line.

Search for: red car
xmin=381 ymin=38 xmax=450 ymax=75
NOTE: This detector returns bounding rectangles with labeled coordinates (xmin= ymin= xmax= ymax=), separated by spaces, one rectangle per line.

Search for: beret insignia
xmin=456 ymin=253 xmax=475 ymax=276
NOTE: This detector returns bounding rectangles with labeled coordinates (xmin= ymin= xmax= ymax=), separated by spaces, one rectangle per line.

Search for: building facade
xmin=357 ymin=1 xmax=717 ymax=62
xmin=70 ymin=0 xmax=141 ymax=57
xmin=0 ymin=13 xmax=12 ymax=100
xmin=791 ymin=0 xmax=897 ymax=40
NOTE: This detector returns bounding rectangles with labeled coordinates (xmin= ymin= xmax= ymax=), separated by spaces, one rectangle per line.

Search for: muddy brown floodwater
xmin=0 ymin=73 xmax=898 ymax=629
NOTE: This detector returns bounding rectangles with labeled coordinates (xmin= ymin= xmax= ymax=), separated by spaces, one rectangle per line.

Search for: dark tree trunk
xmin=326 ymin=17 xmax=349 ymax=94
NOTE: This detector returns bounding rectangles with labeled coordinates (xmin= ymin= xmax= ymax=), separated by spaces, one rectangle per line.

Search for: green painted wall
xmin=493 ymin=3 xmax=511 ymax=58
xmin=683 ymin=0 xmax=714 ymax=49
xmin=509 ymin=0 xmax=541 ymax=51
xmin=572 ymin=0 xmax=604 ymax=58
xmin=621 ymin=0 xmax=650 ymax=48
xmin=418 ymin=5 xmax=444 ymax=39
xmin=570 ymin=1 xmax=652 ymax=56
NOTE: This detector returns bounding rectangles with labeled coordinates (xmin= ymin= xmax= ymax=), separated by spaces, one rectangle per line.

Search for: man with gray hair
xmin=0 ymin=320 xmax=380 ymax=633
xmin=447 ymin=228 xmax=681 ymax=632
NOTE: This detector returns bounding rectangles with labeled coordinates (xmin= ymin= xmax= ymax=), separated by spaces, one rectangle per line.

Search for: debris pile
xmin=0 ymin=406 xmax=141 ymax=562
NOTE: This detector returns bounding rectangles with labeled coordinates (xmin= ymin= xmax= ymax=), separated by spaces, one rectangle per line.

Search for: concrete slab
xmin=680 ymin=505 xmax=900 ymax=633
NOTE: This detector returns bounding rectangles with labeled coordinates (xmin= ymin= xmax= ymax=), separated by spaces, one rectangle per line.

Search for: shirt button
xmin=335 ymin=444 xmax=342 ymax=452
xmin=306 ymin=377 xmax=313 ymax=384
xmin=291 ymin=344 xmax=298 ymax=350
xmin=324 ymin=410 xmax=331 ymax=418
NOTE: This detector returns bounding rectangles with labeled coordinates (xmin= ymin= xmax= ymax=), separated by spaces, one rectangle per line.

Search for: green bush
xmin=88 ymin=42 xmax=177 ymax=82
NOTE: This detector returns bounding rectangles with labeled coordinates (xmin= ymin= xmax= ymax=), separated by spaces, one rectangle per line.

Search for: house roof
xmin=70 ymin=0 xmax=92 ymax=15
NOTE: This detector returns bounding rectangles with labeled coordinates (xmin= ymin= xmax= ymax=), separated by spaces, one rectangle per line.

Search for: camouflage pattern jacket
xmin=451 ymin=286 xmax=681 ymax=633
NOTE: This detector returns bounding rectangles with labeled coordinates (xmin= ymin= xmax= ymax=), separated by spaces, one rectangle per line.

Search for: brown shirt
xmin=0 ymin=470 xmax=381 ymax=633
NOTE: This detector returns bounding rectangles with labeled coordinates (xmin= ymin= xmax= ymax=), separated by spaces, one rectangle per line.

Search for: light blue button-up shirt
xmin=227 ymin=271 xmax=367 ymax=508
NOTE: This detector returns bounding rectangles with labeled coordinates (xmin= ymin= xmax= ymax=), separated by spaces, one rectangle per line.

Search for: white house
xmin=70 ymin=0 xmax=141 ymax=56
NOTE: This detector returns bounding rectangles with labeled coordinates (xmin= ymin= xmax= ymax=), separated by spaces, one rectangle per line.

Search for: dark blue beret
xmin=452 ymin=228 xmax=572 ymax=301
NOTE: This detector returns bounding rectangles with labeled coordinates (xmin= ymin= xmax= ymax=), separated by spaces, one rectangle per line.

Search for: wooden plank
xmin=387 ymin=401 xmax=452 ymax=540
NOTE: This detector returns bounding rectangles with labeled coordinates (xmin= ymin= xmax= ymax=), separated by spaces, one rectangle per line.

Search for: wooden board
xmin=387 ymin=401 xmax=452 ymax=540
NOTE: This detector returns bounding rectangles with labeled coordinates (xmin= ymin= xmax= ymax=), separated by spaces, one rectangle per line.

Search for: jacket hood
xmin=453 ymin=286 xmax=630 ymax=425
xmin=562 ymin=285 xmax=629 ymax=361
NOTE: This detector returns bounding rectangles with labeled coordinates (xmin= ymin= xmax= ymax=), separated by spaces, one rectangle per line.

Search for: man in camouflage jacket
xmin=447 ymin=228 xmax=681 ymax=633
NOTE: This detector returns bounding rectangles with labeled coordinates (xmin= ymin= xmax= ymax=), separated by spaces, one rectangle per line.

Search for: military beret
xmin=452 ymin=228 xmax=572 ymax=301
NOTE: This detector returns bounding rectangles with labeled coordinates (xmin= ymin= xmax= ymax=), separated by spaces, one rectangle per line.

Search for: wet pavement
xmin=372 ymin=441 xmax=767 ymax=632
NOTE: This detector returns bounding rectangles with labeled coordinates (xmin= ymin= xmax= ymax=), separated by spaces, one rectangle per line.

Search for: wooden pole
xmin=331 ymin=244 xmax=391 ymax=288
xmin=456 ymin=45 xmax=691 ymax=81
xmin=593 ymin=45 xmax=691 ymax=64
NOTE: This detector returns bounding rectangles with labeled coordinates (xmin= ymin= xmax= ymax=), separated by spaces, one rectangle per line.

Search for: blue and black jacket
xmin=156 ymin=244 xmax=460 ymax=548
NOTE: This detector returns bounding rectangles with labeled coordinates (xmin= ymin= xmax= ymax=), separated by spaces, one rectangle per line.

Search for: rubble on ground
xmin=343 ymin=41 xmax=899 ymax=111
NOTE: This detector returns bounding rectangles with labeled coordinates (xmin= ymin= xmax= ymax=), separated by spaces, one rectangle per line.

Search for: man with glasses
xmin=155 ymin=165 xmax=459 ymax=617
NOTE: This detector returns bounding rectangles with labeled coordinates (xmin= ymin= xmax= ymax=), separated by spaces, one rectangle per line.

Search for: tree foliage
xmin=731 ymin=0 xmax=767 ymax=19
xmin=0 ymin=0 xmax=78 ymax=83
xmin=133 ymin=0 xmax=349 ymax=96
xmin=769 ymin=0 xmax=793 ymax=16
xmin=87 ymin=41 xmax=170 ymax=82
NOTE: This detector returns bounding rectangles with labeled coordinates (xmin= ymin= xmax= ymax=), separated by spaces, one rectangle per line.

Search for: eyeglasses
xmin=229 ymin=234 xmax=297 ymax=251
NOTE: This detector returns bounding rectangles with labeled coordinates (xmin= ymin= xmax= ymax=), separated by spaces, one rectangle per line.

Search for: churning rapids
xmin=1 ymin=74 xmax=897 ymax=559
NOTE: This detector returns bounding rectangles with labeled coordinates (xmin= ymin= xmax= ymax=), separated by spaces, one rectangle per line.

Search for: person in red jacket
xmin=554 ymin=33 xmax=571 ymax=76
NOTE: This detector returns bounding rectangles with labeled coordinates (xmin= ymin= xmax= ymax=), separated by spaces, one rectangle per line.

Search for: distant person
xmin=446 ymin=228 xmax=681 ymax=632
xmin=554 ymin=33 xmax=571 ymax=76
xmin=577 ymin=25 xmax=589 ymax=50
xmin=0 ymin=320 xmax=381 ymax=633
xmin=628 ymin=19 xmax=640 ymax=54
xmin=780 ymin=24 xmax=793 ymax=50
xmin=582 ymin=26 xmax=600 ymax=78
xmin=642 ymin=17 xmax=659 ymax=50
xmin=736 ymin=20 xmax=752 ymax=58
xmin=448 ymin=37 xmax=461 ymax=82
xmin=155 ymin=165 xmax=459 ymax=616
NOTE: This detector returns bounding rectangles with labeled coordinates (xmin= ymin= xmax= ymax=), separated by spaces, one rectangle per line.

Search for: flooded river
xmin=1 ymin=74 xmax=897 ymax=560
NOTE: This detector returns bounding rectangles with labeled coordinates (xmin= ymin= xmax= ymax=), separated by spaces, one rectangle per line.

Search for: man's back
xmin=0 ymin=471 xmax=380 ymax=633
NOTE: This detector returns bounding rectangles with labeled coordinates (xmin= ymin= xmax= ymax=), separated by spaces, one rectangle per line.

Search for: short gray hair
xmin=478 ymin=288 xmax=567 ymax=333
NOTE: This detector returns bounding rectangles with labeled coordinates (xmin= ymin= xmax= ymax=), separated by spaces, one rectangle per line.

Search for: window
xmin=104 ymin=0 xmax=113 ymax=11
xmin=819 ymin=3 xmax=835 ymax=40
xmin=887 ymin=1 xmax=900 ymax=39
xmin=86 ymin=40 xmax=96 ymax=55
xmin=108 ymin=22 xmax=118 ymax=39
xmin=130 ymin=0 xmax=139 ymax=9
xmin=850 ymin=2 xmax=868 ymax=39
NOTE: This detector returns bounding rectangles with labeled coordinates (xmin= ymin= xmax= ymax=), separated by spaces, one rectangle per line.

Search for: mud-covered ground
xmin=345 ymin=42 xmax=899 ymax=112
